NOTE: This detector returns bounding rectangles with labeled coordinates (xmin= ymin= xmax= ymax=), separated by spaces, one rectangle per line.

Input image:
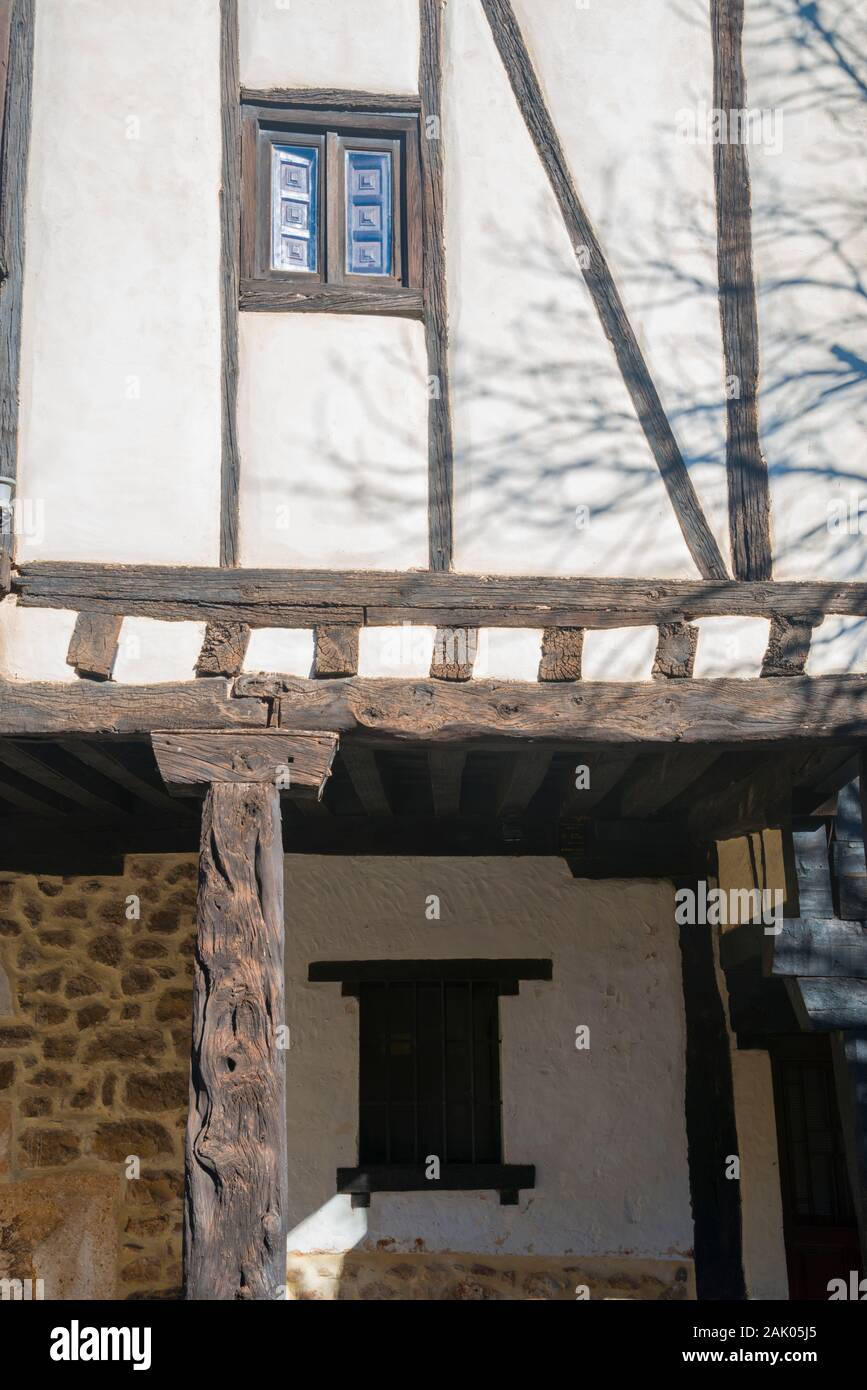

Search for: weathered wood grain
xmin=768 ymin=919 xmax=867 ymax=979
xmin=419 ymin=0 xmax=454 ymax=570
xmin=0 ymin=0 xmax=33 ymax=577
xmin=152 ymin=730 xmax=337 ymax=798
xmin=239 ymin=278 xmax=424 ymax=317
xmin=256 ymin=674 xmax=867 ymax=745
xmin=761 ymin=615 xmax=814 ymax=676
xmin=430 ymin=627 xmax=477 ymax=681
xmin=185 ymin=781 xmax=287 ymax=1300
xmin=313 ymin=625 xmax=359 ymax=678
xmin=712 ymin=0 xmax=772 ymax=580
xmin=66 ymin=613 xmax=123 ymax=681
xmin=340 ymin=744 xmax=391 ymax=815
xmin=219 ymin=0 xmax=241 ymax=567
xmin=0 ymin=678 xmax=268 ymax=735
xmin=480 ymin=0 xmax=727 ymax=581
xmin=16 ymin=563 xmax=867 ymax=625
xmin=240 ymin=86 xmax=421 ymax=112
xmin=196 ymin=621 xmax=251 ymax=677
xmin=788 ymin=977 xmax=867 ymax=1032
xmin=653 ymin=622 xmax=698 ymax=679
xmin=538 ymin=627 xmax=582 ymax=682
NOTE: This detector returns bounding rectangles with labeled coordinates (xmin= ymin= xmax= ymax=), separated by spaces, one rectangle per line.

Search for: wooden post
xmin=152 ymin=730 xmax=338 ymax=1300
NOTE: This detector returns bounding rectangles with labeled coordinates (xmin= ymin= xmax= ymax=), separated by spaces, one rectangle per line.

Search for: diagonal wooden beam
xmin=340 ymin=745 xmax=392 ymax=816
xmin=619 ymin=749 xmax=722 ymax=819
xmin=497 ymin=750 xmax=551 ymax=816
xmin=479 ymin=0 xmax=728 ymax=581
xmin=56 ymin=738 xmax=187 ymax=816
xmin=712 ymin=0 xmax=772 ymax=580
xmin=0 ymin=741 xmax=129 ymax=816
xmin=560 ymin=749 xmax=637 ymax=815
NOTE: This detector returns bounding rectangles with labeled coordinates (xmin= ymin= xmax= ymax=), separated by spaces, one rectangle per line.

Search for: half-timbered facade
xmin=0 ymin=0 xmax=865 ymax=1301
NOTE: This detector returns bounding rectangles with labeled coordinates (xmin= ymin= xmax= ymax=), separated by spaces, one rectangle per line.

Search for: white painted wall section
xmin=444 ymin=0 xmax=709 ymax=578
xmin=746 ymin=0 xmax=867 ymax=580
xmin=238 ymin=315 xmax=429 ymax=569
xmin=112 ymin=618 xmax=206 ymax=684
xmin=239 ymin=0 xmax=420 ymax=95
xmin=0 ymin=598 xmax=78 ymax=682
xmin=731 ymin=1050 xmax=789 ymax=1301
xmin=581 ymin=626 xmax=658 ymax=681
xmin=17 ymin=0 xmax=222 ymax=565
xmin=693 ymin=618 xmax=770 ymax=679
xmin=244 ymin=628 xmax=315 ymax=676
xmin=284 ymin=858 xmax=693 ymax=1258
xmin=358 ymin=625 xmax=436 ymax=677
xmin=474 ymin=629 xmax=542 ymax=681
xmin=807 ymin=617 xmax=867 ymax=676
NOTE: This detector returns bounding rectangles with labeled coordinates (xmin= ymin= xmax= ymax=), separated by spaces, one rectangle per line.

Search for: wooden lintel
xmin=152 ymin=730 xmax=338 ymax=799
xmin=15 ymin=563 xmax=867 ymax=626
xmin=767 ymin=919 xmax=867 ymax=980
xmin=0 ymin=677 xmax=268 ymax=736
xmin=243 ymin=674 xmax=867 ymax=746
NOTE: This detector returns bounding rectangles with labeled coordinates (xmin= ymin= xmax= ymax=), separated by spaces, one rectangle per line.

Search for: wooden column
xmin=152 ymin=730 xmax=338 ymax=1300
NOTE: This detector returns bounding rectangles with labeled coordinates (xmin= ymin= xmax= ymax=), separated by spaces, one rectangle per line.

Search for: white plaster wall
xmin=746 ymin=0 xmax=867 ymax=580
xmin=239 ymin=0 xmax=419 ymax=95
xmin=16 ymin=0 xmax=222 ymax=564
xmin=807 ymin=616 xmax=867 ymax=676
xmin=284 ymin=857 xmax=693 ymax=1258
xmin=444 ymin=0 xmax=720 ymax=577
xmin=0 ymin=598 xmax=77 ymax=682
xmin=112 ymin=618 xmax=206 ymax=684
xmin=693 ymin=617 xmax=771 ymax=679
xmin=582 ymin=626 xmax=658 ymax=682
xmin=237 ymin=315 xmax=429 ymax=568
xmin=244 ymin=628 xmax=314 ymax=676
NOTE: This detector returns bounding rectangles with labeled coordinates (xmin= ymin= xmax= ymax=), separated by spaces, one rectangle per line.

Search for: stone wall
xmin=0 ymin=856 xmax=197 ymax=1299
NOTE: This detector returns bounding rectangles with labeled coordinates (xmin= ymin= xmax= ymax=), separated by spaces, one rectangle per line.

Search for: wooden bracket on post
xmin=151 ymin=729 xmax=338 ymax=1301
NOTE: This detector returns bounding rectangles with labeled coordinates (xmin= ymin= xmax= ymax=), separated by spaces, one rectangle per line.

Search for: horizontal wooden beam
xmin=240 ymin=86 xmax=422 ymax=112
xmin=788 ymin=977 xmax=867 ymax=1032
xmin=246 ymin=674 xmax=867 ymax=745
xmin=14 ymin=563 xmax=867 ymax=627
xmin=767 ymin=919 xmax=867 ymax=979
xmin=152 ymin=731 xmax=338 ymax=799
xmin=0 ymin=677 xmax=268 ymax=735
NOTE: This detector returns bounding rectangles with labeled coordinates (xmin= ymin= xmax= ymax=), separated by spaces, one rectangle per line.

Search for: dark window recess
xmin=771 ymin=1038 xmax=863 ymax=1300
xmin=240 ymin=104 xmax=423 ymax=314
xmin=359 ymin=980 xmax=502 ymax=1166
xmin=309 ymin=959 xmax=550 ymax=1204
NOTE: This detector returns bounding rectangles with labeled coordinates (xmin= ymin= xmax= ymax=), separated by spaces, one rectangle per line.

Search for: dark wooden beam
xmin=339 ymin=745 xmax=392 ymax=816
xmin=761 ymin=615 xmax=814 ymax=677
xmin=428 ymin=749 xmax=465 ymax=817
xmin=480 ymin=0 xmax=728 ymax=581
xmin=768 ymin=919 xmax=867 ymax=979
xmin=652 ymin=622 xmax=697 ymax=679
xmin=831 ymin=1029 xmax=867 ymax=1262
xmin=678 ymin=909 xmax=746 ymax=1299
xmin=832 ymin=771 xmax=867 ymax=919
xmin=236 ymin=674 xmax=867 ymax=746
xmin=788 ymin=978 xmax=867 ymax=1032
xmin=497 ymin=750 xmax=551 ymax=815
xmin=56 ymin=738 xmax=185 ymax=817
xmin=0 ymin=677 xmax=268 ymax=735
xmin=313 ymin=625 xmax=359 ymax=679
xmin=152 ymin=730 xmax=338 ymax=799
xmin=240 ymin=87 xmax=421 ymax=112
xmin=185 ymin=780 xmax=287 ymax=1300
xmin=219 ymin=0 xmax=241 ymax=567
xmin=560 ymin=749 xmax=637 ymax=814
xmin=538 ymin=628 xmax=582 ymax=682
xmin=17 ymin=563 xmax=867 ymax=626
xmin=0 ymin=765 xmax=66 ymax=817
xmin=712 ymin=0 xmax=772 ymax=580
xmin=196 ymin=621 xmax=250 ymax=677
xmin=66 ymin=613 xmax=123 ymax=681
xmin=0 ymin=741 xmax=129 ymax=817
xmin=619 ymin=749 xmax=721 ymax=819
xmin=419 ymin=0 xmax=454 ymax=570
xmin=0 ymin=0 xmax=34 ymax=583
xmin=239 ymin=279 xmax=423 ymax=317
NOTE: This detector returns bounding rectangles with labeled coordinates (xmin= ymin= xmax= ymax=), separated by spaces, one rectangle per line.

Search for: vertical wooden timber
xmin=419 ymin=0 xmax=454 ymax=570
xmin=712 ymin=0 xmax=772 ymax=580
xmin=0 ymin=0 xmax=34 ymax=591
xmin=219 ymin=0 xmax=241 ymax=567
xmin=480 ymin=0 xmax=728 ymax=581
xmin=677 ymin=898 xmax=746 ymax=1300
xmin=186 ymin=781 xmax=287 ymax=1300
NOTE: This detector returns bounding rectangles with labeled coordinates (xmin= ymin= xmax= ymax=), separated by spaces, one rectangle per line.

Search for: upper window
xmin=241 ymin=105 xmax=423 ymax=313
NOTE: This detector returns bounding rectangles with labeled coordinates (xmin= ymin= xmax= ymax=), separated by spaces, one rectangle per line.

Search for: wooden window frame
xmin=309 ymin=958 xmax=550 ymax=1205
xmin=240 ymin=104 xmax=423 ymax=316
